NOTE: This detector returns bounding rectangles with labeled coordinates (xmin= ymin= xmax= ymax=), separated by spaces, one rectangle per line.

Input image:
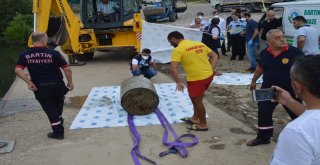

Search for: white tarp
xmin=70 ymin=83 xmax=198 ymax=129
xmin=212 ymin=73 xmax=263 ymax=85
xmin=141 ymin=22 xmax=202 ymax=63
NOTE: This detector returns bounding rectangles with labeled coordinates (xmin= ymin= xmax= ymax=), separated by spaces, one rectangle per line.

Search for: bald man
xmin=259 ymin=10 xmax=282 ymax=53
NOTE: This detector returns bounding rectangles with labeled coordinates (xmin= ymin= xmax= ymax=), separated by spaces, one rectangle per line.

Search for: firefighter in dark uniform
xmin=228 ymin=12 xmax=246 ymax=61
xmin=15 ymin=32 xmax=73 ymax=140
xmin=247 ymin=29 xmax=303 ymax=146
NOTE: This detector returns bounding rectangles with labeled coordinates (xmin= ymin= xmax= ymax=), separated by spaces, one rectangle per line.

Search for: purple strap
xmin=128 ymin=114 xmax=157 ymax=165
xmin=128 ymin=108 xmax=198 ymax=165
xmin=154 ymin=109 xmax=198 ymax=158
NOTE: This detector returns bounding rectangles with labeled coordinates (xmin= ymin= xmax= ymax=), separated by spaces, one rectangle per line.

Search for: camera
xmin=252 ymin=88 xmax=277 ymax=102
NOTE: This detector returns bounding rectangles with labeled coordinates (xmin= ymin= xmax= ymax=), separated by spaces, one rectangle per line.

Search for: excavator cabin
xmin=81 ymin=0 xmax=140 ymax=28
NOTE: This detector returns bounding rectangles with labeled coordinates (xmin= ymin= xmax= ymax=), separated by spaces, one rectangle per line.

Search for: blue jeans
xmin=247 ymin=41 xmax=258 ymax=69
xmin=131 ymin=68 xmax=157 ymax=79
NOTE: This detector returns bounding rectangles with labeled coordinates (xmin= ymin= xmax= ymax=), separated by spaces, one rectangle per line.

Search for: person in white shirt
xmin=190 ymin=12 xmax=209 ymax=28
xmin=292 ymin=16 xmax=320 ymax=55
xmin=270 ymin=55 xmax=320 ymax=165
xmin=190 ymin=17 xmax=205 ymax=30
xmin=196 ymin=12 xmax=209 ymax=26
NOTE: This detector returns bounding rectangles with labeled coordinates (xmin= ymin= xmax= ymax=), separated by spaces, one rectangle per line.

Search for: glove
xmin=220 ymin=33 xmax=225 ymax=40
xmin=248 ymin=39 xmax=253 ymax=46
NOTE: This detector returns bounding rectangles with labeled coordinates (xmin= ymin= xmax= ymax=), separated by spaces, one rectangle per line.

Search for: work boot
xmin=47 ymin=132 xmax=64 ymax=140
xmin=246 ymin=138 xmax=270 ymax=146
xmin=49 ymin=122 xmax=64 ymax=140
xmin=59 ymin=117 xmax=64 ymax=125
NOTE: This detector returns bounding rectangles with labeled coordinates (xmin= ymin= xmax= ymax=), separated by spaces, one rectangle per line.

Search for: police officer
xmin=228 ymin=12 xmax=246 ymax=61
xmin=15 ymin=32 xmax=73 ymax=140
xmin=226 ymin=8 xmax=237 ymax=52
xmin=247 ymin=29 xmax=303 ymax=146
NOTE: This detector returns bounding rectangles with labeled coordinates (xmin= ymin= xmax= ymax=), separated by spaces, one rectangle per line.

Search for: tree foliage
xmin=0 ymin=0 xmax=32 ymax=38
xmin=4 ymin=13 xmax=33 ymax=44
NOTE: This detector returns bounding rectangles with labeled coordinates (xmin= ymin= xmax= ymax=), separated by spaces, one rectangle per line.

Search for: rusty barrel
xmin=120 ymin=77 xmax=159 ymax=115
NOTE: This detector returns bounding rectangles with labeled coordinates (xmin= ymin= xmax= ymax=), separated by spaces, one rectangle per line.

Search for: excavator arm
xmin=29 ymin=0 xmax=93 ymax=55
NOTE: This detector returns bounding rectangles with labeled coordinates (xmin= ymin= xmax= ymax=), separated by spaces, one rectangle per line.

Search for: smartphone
xmin=252 ymin=88 xmax=276 ymax=102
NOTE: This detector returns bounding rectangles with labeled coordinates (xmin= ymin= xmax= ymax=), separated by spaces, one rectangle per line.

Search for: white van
xmin=259 ymin=0 xmax=320 ymax=47
xmin=210 ymin=0 xmax=284 ymax=12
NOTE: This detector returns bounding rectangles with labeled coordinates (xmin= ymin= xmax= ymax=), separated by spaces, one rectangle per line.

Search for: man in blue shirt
xmin=244 ymin=12 xmax=259 ymax=72
xmin=97 ymin=0 xmax=119 ymax=22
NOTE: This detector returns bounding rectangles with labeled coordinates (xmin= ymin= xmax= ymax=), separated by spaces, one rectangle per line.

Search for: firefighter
xmin=247 ymin=29 xmax=303 ymax=146
xmin=15 ymin=32 xmax=73 ymax=140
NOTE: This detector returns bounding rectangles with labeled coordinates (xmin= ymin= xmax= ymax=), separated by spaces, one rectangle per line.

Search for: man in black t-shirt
xmin=259 ymin=10 xmax=282 ymax=53
xmin=15 ymin=32 xmax=73 ymax=140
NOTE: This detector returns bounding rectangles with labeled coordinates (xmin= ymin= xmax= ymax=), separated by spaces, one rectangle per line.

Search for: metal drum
xmin=120 ymin=77 xmax=159 ymax=115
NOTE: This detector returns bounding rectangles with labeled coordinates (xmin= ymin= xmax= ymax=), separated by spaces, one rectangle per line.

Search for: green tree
xmin=0 ymin=0 xmax=32 ymax=38
xmin=4 ymin=13 xmax=33 ymax=44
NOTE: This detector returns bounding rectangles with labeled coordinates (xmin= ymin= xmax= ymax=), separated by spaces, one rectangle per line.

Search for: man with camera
xmin=270 ymin=55 xmax=320 ymax=164
xmin=247 ymin=29 xmax=303 ymax=146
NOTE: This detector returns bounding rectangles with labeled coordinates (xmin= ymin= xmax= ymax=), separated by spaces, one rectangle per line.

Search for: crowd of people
xmin=188 ymin=9 xmax=320 ymax=72
xmin=14 ymin=5 xmax=320 ymax=165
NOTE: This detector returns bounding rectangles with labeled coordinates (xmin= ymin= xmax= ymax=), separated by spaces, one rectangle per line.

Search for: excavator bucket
xmin=47 ymin=17 xmax=69 ymax=46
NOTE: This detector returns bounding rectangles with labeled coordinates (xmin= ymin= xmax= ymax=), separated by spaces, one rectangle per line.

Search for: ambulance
xmin=259 ymin=0 xmax=320 ymax=47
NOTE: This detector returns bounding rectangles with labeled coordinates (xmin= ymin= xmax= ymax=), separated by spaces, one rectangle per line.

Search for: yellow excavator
xmin=30 ymin=0 xmax=142 ymax=64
